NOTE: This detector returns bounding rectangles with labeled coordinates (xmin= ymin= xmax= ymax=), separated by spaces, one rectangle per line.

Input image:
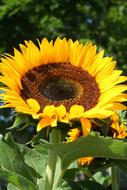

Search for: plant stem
xmin=44 ymin=128 xmax=61 ymax=190
xmin=111 ymin=166 xmax=119 ymax=190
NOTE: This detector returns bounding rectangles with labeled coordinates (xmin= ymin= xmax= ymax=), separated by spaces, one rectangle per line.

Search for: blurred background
xmin=0 ymin=0 xmax=127 ymax=189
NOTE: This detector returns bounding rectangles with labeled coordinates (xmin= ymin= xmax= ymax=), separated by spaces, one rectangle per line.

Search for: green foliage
xmin=0 ymin=133 xmax=40 ymax=190
xmin=0 ymin=0 xmax=127 ymax=72
xmin=7 ymin=183 xmax=20 ymax=190
xmin=37 ymin=132 xmax=127 ymax=169
xmin=0 ymin=133 xmax=48 ymax=190
xmin=67 ymin=181 xmax=107 ymax=190
xmin=9 ymin=113 xmax=36 ymax=130
xmin=1 ymin=131 xmax=127 ymax=189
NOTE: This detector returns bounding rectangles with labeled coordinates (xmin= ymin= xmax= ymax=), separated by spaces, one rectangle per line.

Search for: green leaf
xmin=54 ymin=181 xmax=72 ymax=190
xmin=63 ymin=168 xmax=79 ymax=181
xmin=88 ymin=158 xmax=112 ymax=173
xmin=7 ymin=183 xmax=20 ymax=190
xmin=8 ymin=113 xmax=36 ymax=130
xmin=69 ymin=180 xmax=106 ymax=190
xmin=114 ymin=159 xmax=127 ymax=172
xmin=93 ymin=171 xmax=111 ymax=187
xmin=93 ymin=118 xmax=110 ymax=136
xmin=8 ymin=114 xmax=27 ymax=129
xmin=38 ymin=179 xmax=45 ymax=190
xmin=0 ymin=133 xmax=39 ymax=190
xmin=19 ymin=144 xmax=48 ymax=177
xmin=119 ymin=110 xmax=126 ymax=122
xmin=40 ymin=132 xmax=127 ymax=170
xmin=26 ymin=128 xmax=48 ymax=146
xmin=59 ymin=179 xmax=106 ymax=190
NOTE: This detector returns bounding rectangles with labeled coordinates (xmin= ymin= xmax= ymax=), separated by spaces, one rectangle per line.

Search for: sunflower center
xmin=38 ymin=77 xmax=82 ymax=101
xmin=21 ymin=63 xmax=100 ymax=111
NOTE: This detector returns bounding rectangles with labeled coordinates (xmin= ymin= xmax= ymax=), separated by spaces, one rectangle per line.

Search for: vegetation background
xmin=0 ymin=0 xmax=127 ymax=189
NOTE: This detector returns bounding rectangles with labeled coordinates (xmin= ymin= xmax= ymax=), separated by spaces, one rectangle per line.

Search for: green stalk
xmin=111 ymin=166 xmax=119 ymax=190
xmin=44 ymin=128 xmax=61 ymax=190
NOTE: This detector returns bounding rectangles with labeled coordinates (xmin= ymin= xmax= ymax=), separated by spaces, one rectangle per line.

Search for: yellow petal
xmin=80 ymin=118 xmax=91 ymax=136
xmin=110 ymin=103 xmax=127 ymax=110
xmin=110 ymin=113 xmax=119 ymax=122
xmin=37 ymin=117 xmax=53 ymax=131
xmin=56 ymin=105 xmax=66 ymax=117
xmin=83 ymin=107 xmax=114 ymax=118
xmin=78 ymin=43 xmax=93 ymax=67
xmin=70 ymin=105 xmax=84 ymax=119
xmin=27 ymin=98 xmax=40 ymax=113
xmin=43 ymin=105 xmax=56 ymax=117
xmin=67 ymin=128 xmax=81 ymax=142
xmin=56 ymin=105 xmax=68 ymax=122
xmin=78 ymin=157 xmax=94 ymax=165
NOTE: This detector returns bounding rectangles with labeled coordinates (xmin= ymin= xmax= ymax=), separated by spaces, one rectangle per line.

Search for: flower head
xmin=0 ymin=37 xmax=127 ymax=131
xmin=67 ymin=128 xmax=81 ymax=142
xmin=110 ymin=113 xmax=127 ymax=138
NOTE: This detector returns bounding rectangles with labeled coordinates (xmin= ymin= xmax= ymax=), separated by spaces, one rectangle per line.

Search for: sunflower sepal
xmin=8 ymin=113 xmax=37 ymax=130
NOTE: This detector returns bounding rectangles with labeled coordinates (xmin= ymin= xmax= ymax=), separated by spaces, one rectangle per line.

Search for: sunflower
xmin=0 ymin=37 xmax=127 ymax=131
xmin=110 ymin=113 xmax=127 ymax=138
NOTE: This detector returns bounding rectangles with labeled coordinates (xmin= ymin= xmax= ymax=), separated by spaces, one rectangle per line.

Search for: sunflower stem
xmin=111 ymin=166 xmax=119 ymax=190
xmin=44 ymin=128 xmax=61 ymax=190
